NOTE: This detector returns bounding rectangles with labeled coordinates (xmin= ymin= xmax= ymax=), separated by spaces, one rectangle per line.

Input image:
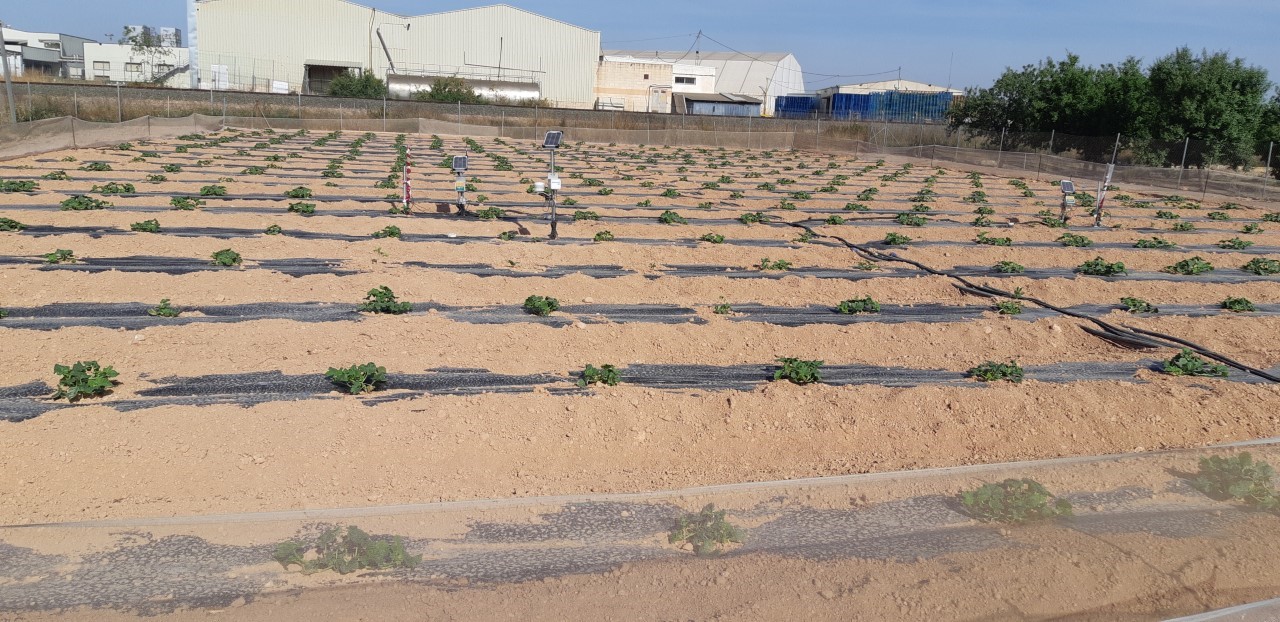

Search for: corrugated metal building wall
xmin=194 ymin=0 xmax=600 ymax=107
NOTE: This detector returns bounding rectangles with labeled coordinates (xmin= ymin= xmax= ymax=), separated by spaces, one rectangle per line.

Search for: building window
xmin=92 ymin=61 xmax=110 ymax=78
xmin=125 ymin=62 xmax=143 ymax=79
xmin=43 ymin=41 xmax=61 ymax=50
xmin=675 ymin=77 xmax=696 ymax=85
xmin=157 ymin=64 xmax=173 ymax=74
xmin=643 ymin=74 xmax=649 ymax=80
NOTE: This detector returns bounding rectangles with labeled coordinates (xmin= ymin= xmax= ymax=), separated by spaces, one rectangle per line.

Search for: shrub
xmin=147 ymin=299 xmax=181 ymax=317
xmin=52 ymin=361 xmax=119 ymax=401
xmin=372 ymin=225 xmax=402 ymax=239
xmin=975 ymin=231 xmax=1012 ymax=246
xmin=288 ymin=202 xmax=316 ymax=215
xmin=577 ymin=364 xmax=620 ymax=387
xmin=358 ymin=286 xmax=412 ymax=314
xmin=968 ymin=361 xmax=1024 ymax=382
xmin=959 ymin=479 xmax=1073 ymax=524
xmin=572 ymin=210 xmax=600 ymax=221
xmin=837 ymin=297 xmax=880 ymax=314
xmin=170 ymin=196 xmax=203 ymax=210
xmin=131 ymin=219 xmax=161 ymax=233
xmin=1190 ymin=453 xmax=1278 ymax=510
xmin=1076 ymin=257 xmax=1127 ymax=276
xmin=1121 ymin=297 xmax=1159 ymax=313
xmin=284 ymin=186 xmax=313 ymax=199
xmin=326 ymin=363 xmax=388 ymax=394
xmin=1057 ymin=233 xmax=1093 ymax=247
xmin=699 ymin=233 xmax=725 ymax=244
xmin=44 ymin=249 xmax=76 ymax=264
xmin=995 ymin=301 xmax=1023 ymax=315
xmin=1222 ymin=297 xmax=1257 ymax=313
xmin=1134 ymin=237 xmax=1175 ymax=249
xmin=883 ymin=232 xmax=912 ymax=245
xmin=658 ymin=210 xmax=687 ymax=225
xmin=758 ymin=258 xmax=792 ymax=271
xmin=668 ymin=504 xmax=744 ymax=557
xmin=994 ymin=260 xmax=1024 ymax=274
xmin=1241 ymin=258 xmax=1280 ymax=275
xmin=211 ymin=249 xmax=242 ymax=266
xmin=1163 ymin=349 xmax=1228 ymax=377
xmin=895 ymin=213 xmax=928 ymax=227
xmin=200 ymin=185 xmax=228 ymax=196
xmin=1162 ymin=257 xmax=1214 ymax=275
xmin=1217 ymin=238 xmax=1253 ymax=250
xmin=773 ymin=357 xmax=823 ymax=384
xmin=523 ymin=295 xmax=560 ymax=316
xmin=60 ymin=195 xmax=111 ymax=210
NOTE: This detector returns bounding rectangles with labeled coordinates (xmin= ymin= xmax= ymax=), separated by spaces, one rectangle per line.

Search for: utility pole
xmin=0 ymin=19 xmax=18 ymax=124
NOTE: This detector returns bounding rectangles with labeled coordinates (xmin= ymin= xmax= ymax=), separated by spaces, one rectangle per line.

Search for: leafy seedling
xmin=1162 ymin=257 xmax=1214 ymax=275
xmin=200 ymin=185 xmax=228 ymax=197
xmin=577 ymin=364 xmax=620 ymax=388
xmin=1057 ymin=233 xmax=1093 ymax=247
xmin=44 ymin=249 xmax=76 ymax=264
xmin=325 ymin=363 xmax=388 ymax=394
xmin=1222 ymin=297 xmax=1257 ymax=313
xmin=975 ymin=231 xmax=1012 ymax=246
xmin=1076 ymin=257 xmax=1127 ymax=276
xmin=79 ymin=162 xmax=112 ymax=172
xmin=52 ymin=361 xmax=119 ymax=401
xmin=1242 ymin=223 xmax=1265 ymax=234
xmin=593 ymin=230 xmax=615 ymax=242
xmin=1217 ymin=238 xmax=1253 ymax=250
xmin=1135 ymin=237 xmax=1175 ymax=249
xmin=147 ymin=299 xmax=181 ymax=317
xmin=523 ymin=295 xmax=560 ymax=316
xmin=0 ymin=217 xmax=27 ymax=232
xmin=0 ymin=180 xmax=38 ymax=192
xmin=738 ymin=212 xmax=768 ymax=225
xmin=699 ymin=233 xmax=725 ymax=244
xmin=773 ymin=357 xmax=823 ymax=385
xmin=994 ymin=261 xmax=1024 ymax=274
xmin=1121 ymin=297 xmax=1159 ymax=313
xmin=474 ymin=206 xmax=504 ymax=220
xmin=1241 ymin=258 xmax=1280 ymax=276
xmin=372 ymin=225 xmax=402 ymax=239
xmin=758 ymin=258 xmax=792 ymax=271
xmin=658 ymin=210 xmax=687 ymax=225
xmin=42 ymin=170 xmax=70 ymax=180
xmin=1163 ymin=349 xmax=1228 ymax=377
xmin=995 ymin=300 xmax=1023 ymax=315
xmin=265 ymin=224 xmax=283 ymax=235
xmin=668 ymin=504 xmax=744 ymax=557
xmin=359 ymin=286 xmax=412 ymax=314
xmin=288 ymin=202 xmax=316 ymax=215
xmin=272 ymin=525 xmax=421 ymax=575
xmin=1190 ymin=453 xmax=1278 ymax=510
xmin=284 ymin=187 xmax=313 ymax=199
xmin=713 ymin=303 xmax=732 ymax=315
xmin=211 ymin=249 xmax=242 ymax=266
xmin=131 ymin=219 xmax=161 ymax=233
xmin=959 ymin=479 xmax=1073 ymax=524
xmin=60 ymin=195 xmax=111 ymax=210
xmin=837 ymin=297 xmax=880 ymax=314
xmin=573 ymin=210 xmax=600 ymax=221
xmin=170 ymin=196 xmax=203 ymax=210
xmin=968 ymin=361 xmax=1024 ymax=383
xmin=895 ymin=213 xmax=928 ymax=227
xmin=883 ymin=232 xmax=912 ymax=245
xmin=1172 ymin=221 xmax=1195 ymax=231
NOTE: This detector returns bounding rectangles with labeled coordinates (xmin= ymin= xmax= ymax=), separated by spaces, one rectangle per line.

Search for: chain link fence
xmin=1 ymin=81 xmax=1275 ymax=200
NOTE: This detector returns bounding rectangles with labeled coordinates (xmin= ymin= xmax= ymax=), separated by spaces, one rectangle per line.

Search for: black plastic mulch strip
xmin=401 ymin=262 xmax=636 ymax=279
xmin=6 ymin=360 xmax=1275 ymax=422
xmin=0 ymin=302 xmax=703 ymax=331
xmin=948 ymin=266 xmax=1280 ymax=284
xmin=909 ymin=239 xmax=1280 ymax=255
xmin=0 ymin=256 xmax=354 ymax=277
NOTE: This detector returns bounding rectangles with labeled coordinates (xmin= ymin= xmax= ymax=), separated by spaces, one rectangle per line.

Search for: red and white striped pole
xmin=402 ymin=146 xmax=412 ymax=211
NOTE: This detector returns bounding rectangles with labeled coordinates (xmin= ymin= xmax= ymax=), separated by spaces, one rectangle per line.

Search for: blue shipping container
xmin=830 ymin=92 xmax=953 ymax=123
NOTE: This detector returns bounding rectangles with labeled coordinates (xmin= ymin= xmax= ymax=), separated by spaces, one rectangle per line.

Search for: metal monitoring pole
xmin=1263 ymin=142 xmax=1273 ymax=201
xmin=1177 ymin=137 xmax=1189 ymax=187
xmin=1093 ymin=134 xmax=1120 ymax=228
xmin=0 ymin=19 xmax=15 ymax=125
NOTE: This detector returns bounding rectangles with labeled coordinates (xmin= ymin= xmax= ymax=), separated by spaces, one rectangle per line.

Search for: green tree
xmin=120 ymin=26 xmax=176 ymax=84
xmin=328 ymin=72 xmax=387 ymax=99
xmin=414 ymin=76 xmax=487 ymax=104
xmin=1146 ymin=48 xmax=1272 ymax=168
xmin=1260 ymin=92 xmax=1280 ymax=179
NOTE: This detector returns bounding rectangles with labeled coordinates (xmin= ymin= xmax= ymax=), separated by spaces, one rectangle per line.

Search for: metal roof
xmin=605 ymin=48 xmax=797 ymax=96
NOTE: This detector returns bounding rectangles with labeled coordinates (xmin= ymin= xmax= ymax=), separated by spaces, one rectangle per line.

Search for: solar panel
xmin=452 ymin=156 xmax=469 ymax=172
xmin=542 ymin=131 xmax=564 ymax=149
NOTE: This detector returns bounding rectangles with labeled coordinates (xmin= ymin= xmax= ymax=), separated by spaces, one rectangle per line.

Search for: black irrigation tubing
xmin=775 ymin=221 xmax=1280 ymax=383
xmin=5 ymin=300 xmax=1276 ymax=333
xmin=7 ymin=359 xmax=1274 ymax=422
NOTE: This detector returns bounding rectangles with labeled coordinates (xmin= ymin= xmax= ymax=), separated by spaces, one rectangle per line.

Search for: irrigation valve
xmin=1059 ymin=179 xmax=1076 ymax=223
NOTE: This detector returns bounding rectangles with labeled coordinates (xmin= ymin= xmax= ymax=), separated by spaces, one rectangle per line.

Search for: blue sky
xmin=5 ymin=0 xmax=1278 ymax=92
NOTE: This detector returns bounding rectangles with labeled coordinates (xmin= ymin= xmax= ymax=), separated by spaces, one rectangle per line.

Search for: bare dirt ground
xmin=1 ymin=129 xmax=1279 ymax=618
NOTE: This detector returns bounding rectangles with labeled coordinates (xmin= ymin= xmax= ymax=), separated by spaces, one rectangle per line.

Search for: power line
xmin=601 ymin=32 xmax=698 ymax=46
xmin=697 ymin=31 xmax=900 ymax=81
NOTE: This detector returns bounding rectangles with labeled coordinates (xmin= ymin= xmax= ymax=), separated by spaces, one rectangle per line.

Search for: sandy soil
xmin=0 ymin=129 xmax=1278 ymax=529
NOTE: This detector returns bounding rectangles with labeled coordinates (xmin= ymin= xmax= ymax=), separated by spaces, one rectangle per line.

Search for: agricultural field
xmin=1 ymin=127 xmax=1280 ymax=617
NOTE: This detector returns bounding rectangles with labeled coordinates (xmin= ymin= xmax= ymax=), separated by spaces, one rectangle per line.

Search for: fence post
xmin=1177 ymin=137 xmax=1190 ymax=187
xmin=996 ymin=125 xmax=1006 ymax=168
xmin=815 ymin=116 xmax=820 ymax=152
xmin=297 ymin=92 xmax=301 ymax=120
xmin=70 ymin=116 xmax=76 ymax=146
xmin=534 ymin=104 xmax=539 ymax=139
xmin=165 ymin=95 xmax=169 ymax=118
xmin=116 ymin=84 xmax=122 ymax=122
xmin=73 ymin=91 xmax=78 ymax=119
xmin=500 ymin=109 xmax=505 ymax=137
xmin=146 ymin=115 xmax=151 ymax=137
xmin=382 ymin=92 xmax=386 ymax=132
xmin=222 ymin=96 xmax=226 ymax=126
xmin=1264 ymin=141 xmax=1274 ymax=201
xmin=646 ymin=113 xmax=651 ymax=144
xmin=1201 ymin=156 xmax=1211 ymax=202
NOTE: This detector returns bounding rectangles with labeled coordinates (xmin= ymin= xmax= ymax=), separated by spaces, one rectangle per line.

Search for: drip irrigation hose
xmin=779 ymin=219 xmax=1280 ymax=384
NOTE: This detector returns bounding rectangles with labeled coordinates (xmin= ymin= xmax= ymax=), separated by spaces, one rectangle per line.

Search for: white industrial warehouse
xmin=3 ymin=0 xmax=810 ymax=116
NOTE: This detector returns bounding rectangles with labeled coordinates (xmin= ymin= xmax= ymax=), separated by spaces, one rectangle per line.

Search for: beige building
xmin=193 ymin=0 xmax=601 ymax=107
xmin=605 ymin=49 xmax=804 ymax=116
xmin=595 ymin=54 xmax=716 ymax=113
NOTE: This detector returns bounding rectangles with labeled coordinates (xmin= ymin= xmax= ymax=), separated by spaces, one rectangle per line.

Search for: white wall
xmin=671 ymin=63 xmax=715 ymax=95
xmin=83 ymin=43 xmax=190 ymax=88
